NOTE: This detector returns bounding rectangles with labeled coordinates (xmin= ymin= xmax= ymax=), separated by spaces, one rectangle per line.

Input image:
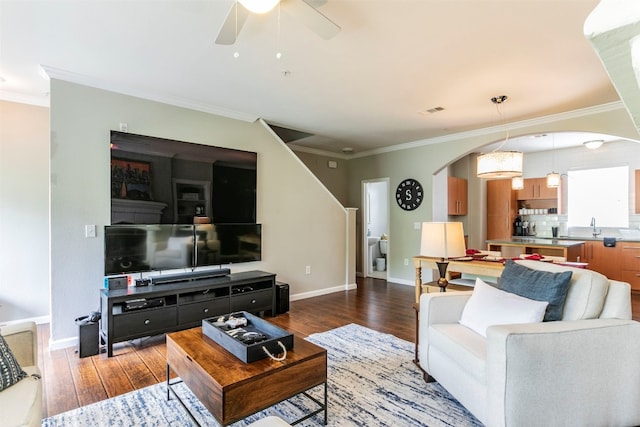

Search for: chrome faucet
xmin=590 ymin=217 xmax=601 ymax=238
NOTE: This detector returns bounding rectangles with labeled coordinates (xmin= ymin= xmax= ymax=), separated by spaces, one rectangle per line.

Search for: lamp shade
xmin=546 ymin=172 xmax=561 ymax=188
xmin=238 ymin=0 xmax=280 ymax=13
xmin=477 ymin=151 xmax=523 ymax=179
xmin=420 ymin=222 xmax=466 ymax=259
xmin=511 ymin=176 xmax=524 ymax=190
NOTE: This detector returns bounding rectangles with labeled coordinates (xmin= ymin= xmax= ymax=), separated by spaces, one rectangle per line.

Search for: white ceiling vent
xmin=419 ymin=106 xmax=445 ymax=115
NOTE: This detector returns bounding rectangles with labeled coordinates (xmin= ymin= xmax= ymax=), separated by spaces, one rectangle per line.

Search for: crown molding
xmin=0 ymin=90 xmax=50 ymax=107
xmin=40 ymin=65 xmax=259 ymax=123
xmin=287 ymin=143 xmax=351 ymax=160
xmin=351 ymin=101 xmax=626 ymax=159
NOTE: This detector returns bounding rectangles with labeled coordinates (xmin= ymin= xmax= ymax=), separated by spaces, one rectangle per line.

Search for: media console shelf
xmin=100 ymin=270 xmax=276 ymax=357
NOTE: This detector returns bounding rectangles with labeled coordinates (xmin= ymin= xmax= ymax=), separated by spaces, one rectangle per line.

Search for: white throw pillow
xmin=459 ymin=278 xmax=549 ymax=337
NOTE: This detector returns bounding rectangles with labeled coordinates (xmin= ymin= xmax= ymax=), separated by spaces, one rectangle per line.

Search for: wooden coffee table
xmin=166 ymin=327 xmax=328 ymax=426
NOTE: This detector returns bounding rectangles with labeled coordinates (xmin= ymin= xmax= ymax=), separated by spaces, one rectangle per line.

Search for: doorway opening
xmin=362 ymin=179 xmax=390 ymax=280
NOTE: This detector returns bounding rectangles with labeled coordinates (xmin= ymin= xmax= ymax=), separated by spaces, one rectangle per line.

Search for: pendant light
xmin=512 ymin=176 xmax=524 ymax=190
xmin=546 ymin=134 xmax=560 ymax=188
xmin=238 ymin=0 xmax=279 ymax=14
xmin=476 ymin=95 xmax=524 ymax=179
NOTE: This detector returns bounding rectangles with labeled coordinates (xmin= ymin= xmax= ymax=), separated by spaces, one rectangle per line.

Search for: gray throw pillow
xmin=499 ymin=260 xmax=572 ymax=321
xmin=0 ymin=335 xmax=27 ymax=391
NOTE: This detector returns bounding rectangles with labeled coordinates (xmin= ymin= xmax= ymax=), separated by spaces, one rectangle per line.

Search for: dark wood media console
xmin=99 ymin=270 xmax=276 ymax=357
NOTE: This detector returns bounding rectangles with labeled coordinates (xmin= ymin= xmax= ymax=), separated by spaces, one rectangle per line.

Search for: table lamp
xmin=420 ymin=222 xmax=466 ymax=292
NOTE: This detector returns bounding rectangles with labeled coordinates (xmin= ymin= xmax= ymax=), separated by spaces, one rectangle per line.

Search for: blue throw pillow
xmin=0 ymin=335 xmax=27 ymax=391
xmin=498 ymin=260 xmax=572 ymax=321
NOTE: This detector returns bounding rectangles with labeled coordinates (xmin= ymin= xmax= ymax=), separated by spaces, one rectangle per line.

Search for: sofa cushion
xmin=429 ymin=323 xmax=488 ymax=384
xmin=0 ymin=335 xmax=27 ymax=391
xmin=515 ymin=260 xmax=610 ymax=320
xmin=499 ymin=260 xmax=572 ymax=321
xmin=0 ymin=365 xmax=41 ymax=427
xmin=459 ymin=278 xmax=548 ymax=337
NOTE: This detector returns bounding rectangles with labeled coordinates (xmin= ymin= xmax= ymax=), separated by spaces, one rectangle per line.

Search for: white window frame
xmin=567 ymin=165 xmax=629 ymax=228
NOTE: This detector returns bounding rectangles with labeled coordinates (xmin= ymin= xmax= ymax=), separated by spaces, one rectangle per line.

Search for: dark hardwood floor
xmin=37 ymin=277 xmax=640 ymax=418
xmin=38 ymin=277 xmax=415 ymax=418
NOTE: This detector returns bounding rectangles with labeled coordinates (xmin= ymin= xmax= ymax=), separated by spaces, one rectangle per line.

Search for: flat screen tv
xmin=110 ymin=131 xmax=256 ymax=225
xmin=105 ymin=223 xmax=262 ymax=276
xmin=195 ymin=223 xmax=262 ymax=266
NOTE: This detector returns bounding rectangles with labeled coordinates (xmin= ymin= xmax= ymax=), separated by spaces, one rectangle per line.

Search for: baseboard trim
xmin=49 ymin=336 xmax=78 ymax=351
xmin=0 ymin=315 xmax=50 ymax=327
xmin=290 ymin=283 xmax=356 ymax=301
xmin=388 ymin=276 xmax=413 ymax=287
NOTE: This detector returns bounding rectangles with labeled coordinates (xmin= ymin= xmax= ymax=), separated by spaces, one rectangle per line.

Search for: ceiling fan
xmin=215 ymin=0 xmax=340 ymax=45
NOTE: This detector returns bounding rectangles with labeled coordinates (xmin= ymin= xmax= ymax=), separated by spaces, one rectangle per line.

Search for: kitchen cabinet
xmin=583 ymin=240 xmax=621 ymax=281
xmin=486 ymin=179 xmax=516 ymax=240
xmin=516 ymin=177 xmax=558 ymax=200
xmin=447 ymin=177 xmax=468 ymax=216
xmin=621 ymin=242 xmax=640 ymax=291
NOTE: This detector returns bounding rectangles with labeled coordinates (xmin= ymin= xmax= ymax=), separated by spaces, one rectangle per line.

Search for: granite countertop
xmin=487 ymin=238 xmax=586 ymax=247
xmin=535 ymin=236 xmax=640 ymax=242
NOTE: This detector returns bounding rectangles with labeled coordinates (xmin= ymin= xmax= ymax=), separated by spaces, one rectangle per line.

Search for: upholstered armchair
xmin=418 ymin=260 xmax=640 ymax=427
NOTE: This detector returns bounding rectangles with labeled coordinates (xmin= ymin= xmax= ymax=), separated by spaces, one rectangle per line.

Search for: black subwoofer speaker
xmin=275 ymin=281 xmax=290 ymax=314
xmin=77 ymin=320 xmax=99 ymax=358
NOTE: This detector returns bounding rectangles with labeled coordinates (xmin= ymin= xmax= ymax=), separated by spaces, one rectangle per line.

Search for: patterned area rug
xmin=42 ymin=324 xmax=481 ymax=426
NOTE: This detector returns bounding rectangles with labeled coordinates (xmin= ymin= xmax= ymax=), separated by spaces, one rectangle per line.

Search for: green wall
xmin=346 ymin=104 xmax=639 ymax=284
xmin=49 ymin=80 xmax=350 ymax=345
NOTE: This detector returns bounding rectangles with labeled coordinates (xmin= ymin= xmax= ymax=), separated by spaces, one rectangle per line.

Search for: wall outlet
xmin=85 ymin=224 xmax=96 ymax=238
xmin=414 ymin=222 xmax=421 ymax=230
xmin=404 ymin=258 xmax=409 ymax=266
xmin=305 ymin=265 xmax=311 ymax=275
xmin=119 ymin=122 xmax=128 ymax=132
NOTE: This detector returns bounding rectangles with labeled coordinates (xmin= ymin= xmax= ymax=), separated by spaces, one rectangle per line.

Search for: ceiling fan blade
xmin=281 ymin=0 xmax=340 ymax=40
xmin=215 ymin=2 xmax=250 ymax=45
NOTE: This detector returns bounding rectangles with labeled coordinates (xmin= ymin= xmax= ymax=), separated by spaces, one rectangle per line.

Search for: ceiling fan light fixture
xmin=583 ymin=139 xmax=604 ymax=150
xmin=477 ymin=151 xmax=523 ymax=179
xmin=238 ymin=0 xmax=280 ymax=14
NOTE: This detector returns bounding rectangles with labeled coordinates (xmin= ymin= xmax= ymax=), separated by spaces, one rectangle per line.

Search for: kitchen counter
xmin=486 ymin=238 xmax=585 ymax=261
xmin=489 ymin=237 xmax=586 ymax=247
xmin=542 ymin=236 xmax=640 ymax=242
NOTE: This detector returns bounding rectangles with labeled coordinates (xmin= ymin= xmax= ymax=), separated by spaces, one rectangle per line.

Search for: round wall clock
xmin=396 ymin=178 xmax=423 ymax=211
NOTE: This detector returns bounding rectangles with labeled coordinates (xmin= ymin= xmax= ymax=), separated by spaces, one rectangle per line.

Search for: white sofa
xmin=418 ymin=260 xmax=640 ymax=427
xmin=0 ymin=321 xmax=42 ymax=427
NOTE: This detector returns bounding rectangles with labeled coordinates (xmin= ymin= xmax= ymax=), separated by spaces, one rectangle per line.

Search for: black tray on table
xmin=202 ymin=311 xmax=294 ymax=363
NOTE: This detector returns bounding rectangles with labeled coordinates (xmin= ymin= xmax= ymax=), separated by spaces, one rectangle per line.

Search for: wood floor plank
xmin=37 ymin=278 xmax=640 ymax=418
xmin=136 ymin=344 xmax=173 ymax=383
xmin=115 ymin=348 xmax=160 ymax=390
xmin=43 ymin=346 xmax=79 ymax=416
xmin=65 ymin=347 xmax=108 ymax=406
xmin=92 ymin=348 xmax=135 ymax=399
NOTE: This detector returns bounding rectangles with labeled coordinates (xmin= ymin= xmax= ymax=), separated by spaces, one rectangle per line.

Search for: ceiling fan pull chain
xmin=276 ymin=2 xmax=282 ymax=59
xmin=233 ymin=1 xmax=240 ymax=58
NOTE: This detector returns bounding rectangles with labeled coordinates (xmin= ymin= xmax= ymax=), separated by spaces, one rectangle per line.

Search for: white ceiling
xmin=0 ymin=0 xmax=626 ymax=155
